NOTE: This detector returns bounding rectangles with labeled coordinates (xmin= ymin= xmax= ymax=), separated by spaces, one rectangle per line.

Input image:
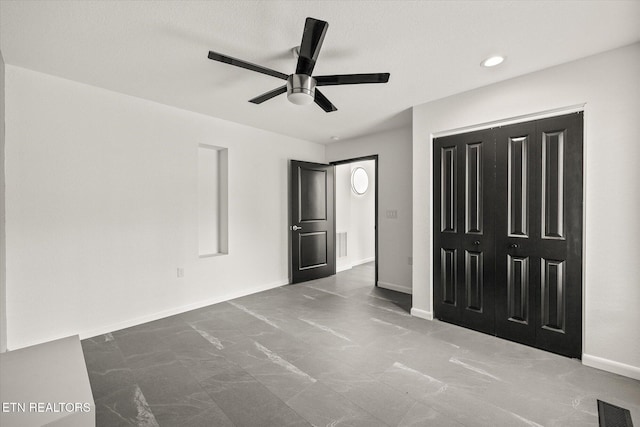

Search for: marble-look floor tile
xmin=147 ymin=390 xmax=232 ymax=427
xmin=124 ymin=348 xmax=177 ymax=371
xmin=286 ymin=381 xmax=389 ymax=427
xmin=175 ymin=347 xmax=236 ymax=383
xmin=110 ymin=328 xmax=172 ymax=361
xmin=87 ymin=365 xmax=137 ymax=404
xmin=94 ymin=384 xmax=158 ymax=427
xmin=186 ymin=320 xmax=246 ymax=348
xmin=131 ymin=357 xmax=207 ymax=405
xmin=321 ymin=342 xmax=397 ymax=377
xmin=334 ymin=378 xmax=417 ymax=426
xmin=215 ymin=336 xmax=294 ymax=371
xmin=82 ymin=263 xmax=639 ymax=427
xmin=249 ymin=328 xmax=315 ymax=362
xmin=81 ymin=335 xmax=137 ymax=400
xmin=243 ymin=357 xmax=316 ymax=402
xmin=162 ymin=326 xmax=218 ymax=352
xmin=398 ymin=402 xmax=466 ymax=427
xmin=200 ymin=362 xmax=311 ymax=426
xmin=377 ymin=361 xmax=554 ymax=427
xmin=557 ymin=366 xmax=640 ymax=415
xmin=288 ymin=348 xmax=359 ymax=382
xmin=442 ymin=359 xmax=600 ymax=426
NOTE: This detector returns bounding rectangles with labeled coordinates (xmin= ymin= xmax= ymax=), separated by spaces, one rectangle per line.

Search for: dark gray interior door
xmin=433 ymin=129 xmax=497 ymax=335
xmin=289 ymin=160 xmax=336 ymax=284
xmin=495 ymin=114 xmax=583 ymax=358
xmin=433 ymin=112 xmax=583 ymax=359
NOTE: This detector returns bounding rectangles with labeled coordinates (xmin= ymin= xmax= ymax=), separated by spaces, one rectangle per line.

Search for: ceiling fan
xmin=207 ymin=17 xmax=390 ymax=112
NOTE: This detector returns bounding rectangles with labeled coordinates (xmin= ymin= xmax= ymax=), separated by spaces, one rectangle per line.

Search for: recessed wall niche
xmin=197 ymin=144 xmax=229 ymax=256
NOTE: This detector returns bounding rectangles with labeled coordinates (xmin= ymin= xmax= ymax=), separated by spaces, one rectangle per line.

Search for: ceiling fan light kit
xmin=207 ymin=17 xmax=390 ymax=112
xmin=287 ymin=74 xmax=316 ymax=105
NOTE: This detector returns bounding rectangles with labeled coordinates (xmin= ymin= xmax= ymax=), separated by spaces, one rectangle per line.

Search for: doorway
xmin=335 ymin=161 xmax=376 ymax=273
xmin=433 ymin=112 xmax=584 ymax=358
xmin=288 ymin=156 xmax=378 ymax=286
xmin=331 ymin=155 xmax=378 ymax=286
xmin=331 ymin=156 xmax=379 ymax=285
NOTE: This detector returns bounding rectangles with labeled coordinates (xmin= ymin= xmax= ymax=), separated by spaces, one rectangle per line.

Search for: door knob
xmin=509 ymin=243 xmax=519 ymax=248
xmin=292 ymin=225 xmax=303 ymax=231
xmin=473 ymin=241 xmax=481 ymax=245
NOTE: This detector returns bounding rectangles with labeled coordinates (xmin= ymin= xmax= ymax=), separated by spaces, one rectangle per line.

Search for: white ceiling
xmin=1 ymin=1 xmax=639 ymax=144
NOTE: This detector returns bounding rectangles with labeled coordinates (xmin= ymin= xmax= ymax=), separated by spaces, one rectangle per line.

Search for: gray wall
xmin=1 ymin=50 xmax=6 ymax=353
xmin=327 ymin=126 xmax=412 ymax=293
xmin=412 ymin=43 xmax=640 ymax=379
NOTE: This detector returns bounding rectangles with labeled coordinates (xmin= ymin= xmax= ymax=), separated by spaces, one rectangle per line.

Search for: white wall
xmin=348 ymin=160 xmax=375 ymax=266
xmin=412 ymin=43 xmax=640 ymax=379
xmin=327 ymin=127 xmax=412 ymax=294
xmin=335 ymin=163 xmax=351 ymax=272
xmin=4 ymin=65 xmax=325 ymax=350
xmin=0 ymin=51 xmax=7 ymax=353
xmin=335 ymin=161 xmax=375 ymax=271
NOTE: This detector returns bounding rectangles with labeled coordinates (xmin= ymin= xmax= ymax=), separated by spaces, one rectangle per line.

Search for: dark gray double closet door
xmin=434 ymin=113 xmax=583 ymax=358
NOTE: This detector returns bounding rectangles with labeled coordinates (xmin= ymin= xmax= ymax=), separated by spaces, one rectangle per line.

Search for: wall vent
xmin=337 ymin=232 xmax=348 ymax=258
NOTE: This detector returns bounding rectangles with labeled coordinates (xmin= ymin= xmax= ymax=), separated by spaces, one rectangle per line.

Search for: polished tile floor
xmin=82 ymin=263 xmax=640 ymax=426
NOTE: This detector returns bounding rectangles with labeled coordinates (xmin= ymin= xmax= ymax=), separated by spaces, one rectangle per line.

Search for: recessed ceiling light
xmin=330 ymin=136 xmax=340 ymax=141
xmin=481 ymin=55 xmax=505 ymax=67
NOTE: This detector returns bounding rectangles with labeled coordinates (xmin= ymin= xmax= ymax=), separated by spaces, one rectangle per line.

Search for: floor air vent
xmin=598 ymin=400 xmax=634 ymax=427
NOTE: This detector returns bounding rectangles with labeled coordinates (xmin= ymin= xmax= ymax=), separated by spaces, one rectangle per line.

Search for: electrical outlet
xmin=177 ymin=268 xmax=184 ymax=278
xmin=386 ymin=210 xmax=398 ymax=219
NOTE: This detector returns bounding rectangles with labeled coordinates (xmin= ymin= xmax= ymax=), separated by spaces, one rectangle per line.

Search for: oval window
xmin=351 ymin=167 xmax=369 ymax=195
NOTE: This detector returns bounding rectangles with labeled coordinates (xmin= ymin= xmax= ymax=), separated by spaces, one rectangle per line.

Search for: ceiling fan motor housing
xmin=287 ymin=74 xmax=316 ymax=105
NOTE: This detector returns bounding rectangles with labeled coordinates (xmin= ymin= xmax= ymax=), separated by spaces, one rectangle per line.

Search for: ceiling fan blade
xmin=208 ymin=51 xmax=288 ymax=80
xmin=315 ymin=73 xmax=390 ymax=86
xmin=296 ymin=18 xmax=328 ymax=76
xmin=248 ymin=85 xmax=287 ymax=104
xmin=314 ymin=89 xmax=337 ymax=113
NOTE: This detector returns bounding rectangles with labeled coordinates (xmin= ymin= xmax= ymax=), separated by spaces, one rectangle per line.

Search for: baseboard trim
xmin=79 ymin=280 xmax=288 ymax=341
xmin=377 ymin=281 xmax=412 ymax=295
xmin=582 ymin=353 xmax=640 ymax=381
xmin=410 ymin=307 xmax=434 ymax=320
xmin=352 ymin=257 xmax=375 ymax=267
xmin=336 ymin=264 xmax=352 ymax=273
